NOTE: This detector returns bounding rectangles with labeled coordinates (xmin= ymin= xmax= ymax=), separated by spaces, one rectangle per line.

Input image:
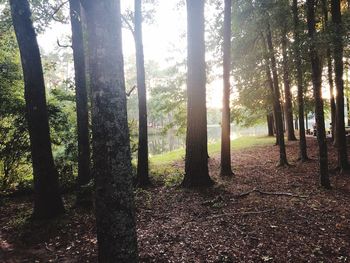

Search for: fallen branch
xmin=233 ymin=188 xmax=308 ymax=199
xmin=208 ymin=209 xmax=275 ymax=220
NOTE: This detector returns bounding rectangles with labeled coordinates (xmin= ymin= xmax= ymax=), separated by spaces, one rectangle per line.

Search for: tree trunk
xmin=305 ymin=113 xmax=309 ymax=130
xmin=281 ymin=24 xmax=297 ymax=141
xmin=81 ymin=1 xmax=139 ymax=261
xmin=331 ymin=0 xmax=349 ymax=170
xmin=328 ymin=50 xmax=336 ymax=140
xmin=321 ymin=0 xmax=336 ymax=142
xmin=267 ymin=113 xmax=274 ymax=136
xmin=220 ymin=0 xmax=233 ymax=177
xmin=347 ymin=98 xmax=350 ymax=126
xmin=295 ymin=117 xmax=299 ymax=130
xmin=292 ymin=0 xmax=308 ymax=161
xmin=183 ymin=0 xmax=213 ymax=187
xmin=134 ymin=0 xmax=150 ymax=186
xmin=262 ymin=34 xmax=279 ymax=146
xmin=266 ymin=23 xmax=288 ymax=166
xmin=307 ymin=0 xmax=331 ymax=188
xmin=69 ymin=0 xmax=92 ymax=207
xmin=10 ymin=0 xmax=64 ymax=219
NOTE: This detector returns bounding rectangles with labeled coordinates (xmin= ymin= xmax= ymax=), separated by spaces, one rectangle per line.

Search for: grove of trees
xmin=1 ymin=0 xmax=350 ymax=261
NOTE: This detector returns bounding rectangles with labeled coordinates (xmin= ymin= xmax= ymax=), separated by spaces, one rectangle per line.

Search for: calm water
xmin=148 ymin=125 xmax=267 ymax=155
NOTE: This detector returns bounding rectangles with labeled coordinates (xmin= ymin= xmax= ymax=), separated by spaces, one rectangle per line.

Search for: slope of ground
xmin=1 ymin=137 xmax=350 ymax=262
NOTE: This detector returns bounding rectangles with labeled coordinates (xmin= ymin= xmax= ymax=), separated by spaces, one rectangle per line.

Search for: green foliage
xmin=0 ymin=28 xmax=30 ymax=192
xmin=47 ymin=87 xmax=78 ymax=189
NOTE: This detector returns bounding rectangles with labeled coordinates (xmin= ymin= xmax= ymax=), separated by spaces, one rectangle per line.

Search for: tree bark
xmin=292 ymin=0 xmax=308 ymax=161
xmin=331 ymin=0 xmax=349 ymax=170
xmin=321 ymin=0 xmax=336 ymax=142
xmin=307 ymin=0 xmax=331 ymax=188
xmin=10 ymin=0 xmax=64 ymax=219
xmin=183 ymin=0 xmax=213 ymax=187
xmin=220 ymin=0 xmax=233 ymax=177
xmin=69 ymin=0 xmax=92 ymax=207
xmin=266 ymin=23 xmax=288 ymax=166
xmin=134 ymin=0 xmax=150 ymax=186
xmin=81 ymin=0 xmax=139 ymax=261
xmin=281 ymin=24 xmax=297 ymax=141
xmin=267 ymin=113 xmax=274 ymax=136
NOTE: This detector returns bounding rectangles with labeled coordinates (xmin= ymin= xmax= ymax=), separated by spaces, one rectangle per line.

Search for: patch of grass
xmin=150 ymin=136 xmax=274 ymax=166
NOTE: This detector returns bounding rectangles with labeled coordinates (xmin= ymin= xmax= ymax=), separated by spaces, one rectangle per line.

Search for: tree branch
xmin=208 ymin=209 xmax=275 ymax=219
xmin=126 ymin=85 xmax=137 ymax=97
xmin=121 ymin=14 xmax=135 ymax=39
xmin=51 ymin=0 xmax=69 ymax=23
xmin=57 ymin=39 xmax=72 ymax=49
xmin=233 ymin=188 xmax=308 ymax=199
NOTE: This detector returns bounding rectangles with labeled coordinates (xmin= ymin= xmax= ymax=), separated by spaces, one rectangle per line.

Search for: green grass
xmin=150 ymin=136 xmax=275 ymax=165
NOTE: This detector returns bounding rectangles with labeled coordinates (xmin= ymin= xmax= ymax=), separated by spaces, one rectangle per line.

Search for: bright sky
xmin=37 ymin=1 xmax=224 ymax=109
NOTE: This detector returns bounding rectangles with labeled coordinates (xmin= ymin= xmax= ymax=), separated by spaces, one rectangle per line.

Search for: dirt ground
xmin=1 ymin=137 xmax=350 ymax=262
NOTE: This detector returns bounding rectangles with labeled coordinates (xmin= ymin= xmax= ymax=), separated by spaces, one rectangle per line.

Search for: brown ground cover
xmin=1 ymin=137 xmax=350 ymax=262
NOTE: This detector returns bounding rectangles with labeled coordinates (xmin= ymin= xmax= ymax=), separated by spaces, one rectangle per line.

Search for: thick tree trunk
xmin=292 ymin=0 xmax=308 ymax=161
xmin=81 ymin=1 xmax=138 ymax=261
xmin=134 ymin=0 xmax=150 ymax=186
xmin=266 ymin=23 xmax=288 ymax=166
xmin=307 ymin=0 xmax=331 ymax=188
xmin=10 ymin=0 xmax=64 ymax=219
xmin=281 ymin=25 xmax=297 ymax=141
xmin=69 ymin=0 xmax=92 ymax=207
xmin=220 ymin=0 xmax=233 ymax=177
xmin=183 ymin=0 xmax=213 ymax=187
xmin=331 ymin=0 xmax=349 ymax=170
xmin=267 ymin=113 xmax=274 ymax=136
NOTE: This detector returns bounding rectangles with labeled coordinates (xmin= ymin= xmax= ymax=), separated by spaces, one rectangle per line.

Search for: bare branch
xmin=51 ymin=0 xmax=69 ymax=23
xmin=57 ymin=39 xmax=72 ymax=49
xmin=126 ymin=85 xmax=137 ymax=97
xmin=121 ymin=14 xmax=135 ymax=39
xmin=233 ymin=188 xmax=308 ymax=199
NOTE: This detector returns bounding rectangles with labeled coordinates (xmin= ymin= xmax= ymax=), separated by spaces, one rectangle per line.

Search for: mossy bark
xmin=81 ymin=0 xmax=139 ymax=261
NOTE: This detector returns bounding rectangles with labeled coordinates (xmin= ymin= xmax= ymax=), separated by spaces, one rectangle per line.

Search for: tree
xmin=182 ymin=0 xmax=213 ymax=187
xmin=292 ymin=0 xmax=309 ymax=161
xmin=266 ymin=21 xmax=288 ymax=166
xmin=135 ymin=0 xmax=150 ymax=186
xmin=267 ymin=113 xmax=274 ymax=136
xmin=321 ymin=0 xmax=336 ymax=142
xmin=69 ymin=0 xmax=91 ymax=206
xmin=81 ymin=0 xmax=138 ymax=261
xmin=220 ymin=0 xmax=233 ymax=177
xmin=306 ymin=0 xmax=331 ymax=189
xmin=10 ymin=0 xmax=64 ymax=219
xmin=281 ymin=21 xmax=297 ymax=141
xmin=331 ymin=0 xmax=349 ymax=170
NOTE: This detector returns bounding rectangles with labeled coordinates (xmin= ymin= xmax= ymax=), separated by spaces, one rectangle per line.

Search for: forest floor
xmin=1 ymin=137 xmax=350 ymax=262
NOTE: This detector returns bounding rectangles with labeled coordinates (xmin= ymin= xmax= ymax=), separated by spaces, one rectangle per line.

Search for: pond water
xmin=148 ymin=125 xmax=267 ymax=155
